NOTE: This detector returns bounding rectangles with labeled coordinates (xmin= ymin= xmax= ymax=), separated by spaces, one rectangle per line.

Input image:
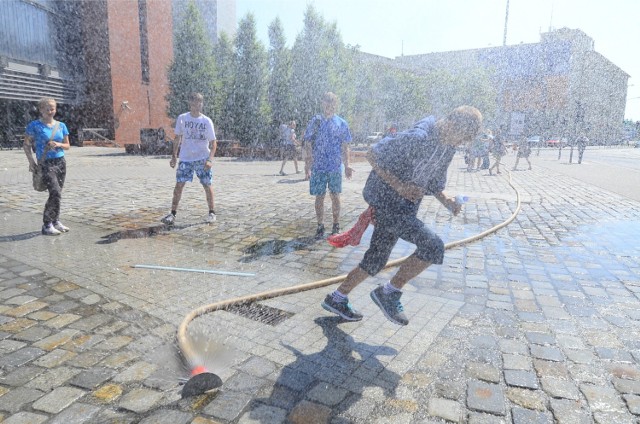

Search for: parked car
xmin=546 ymin=136 xmax=567 ymax=148
xmin=526 ymin=135 xmax=542 ymax=144
xmin=365 ymin=132 xmax=383 ymax=144
xmin=351 ymin=132 xmax=367 ymax=146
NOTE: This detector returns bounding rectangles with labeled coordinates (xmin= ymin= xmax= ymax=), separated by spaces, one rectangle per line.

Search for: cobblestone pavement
xmin=0 ymin=146 xmax=639 ymax=423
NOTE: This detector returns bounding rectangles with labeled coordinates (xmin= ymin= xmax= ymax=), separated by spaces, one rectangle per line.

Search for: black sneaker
xmin=161 ymin=213 xmax=175 ymax=225
xmin=370 ymin=285 xmax=409 ymax=326
xmin=321 ymin=294 xmax=363 ymax=321
xmin=331 ymin=223 xmax=340 ymax=235
xmin=315 ymin=224 xmax=325 ymax=239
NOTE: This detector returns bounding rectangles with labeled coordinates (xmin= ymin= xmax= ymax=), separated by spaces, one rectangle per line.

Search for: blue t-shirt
xmin=363 ymin=116 xmax=456 ymax=214
xmin=25 ymin=120 xmax=69 ymax=160
xmin=304 ymin=114 xmax=352 ymax=172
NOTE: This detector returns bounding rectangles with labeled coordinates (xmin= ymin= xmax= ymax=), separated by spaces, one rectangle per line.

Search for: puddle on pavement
xmin=240 ymin=236 xmax=317 ymax=262
xmin=98 ymin=225 xmax=169 ymax=244
xmin=97 ymin=223 xmax=202 ymax=244
xmin=569 ymin=220 xmax=640 ymax=259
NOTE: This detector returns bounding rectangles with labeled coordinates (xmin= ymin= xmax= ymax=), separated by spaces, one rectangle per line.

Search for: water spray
xmin=177 ymin=173 xmax=522 ymax=397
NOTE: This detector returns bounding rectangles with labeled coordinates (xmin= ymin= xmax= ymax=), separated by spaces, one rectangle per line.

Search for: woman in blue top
xmin=23 ymin=97 xmax=71 ymax=235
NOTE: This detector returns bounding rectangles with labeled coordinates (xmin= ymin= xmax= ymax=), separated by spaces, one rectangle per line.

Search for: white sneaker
xmin=53 ymin=221 xmax=69 ymax=232
xmin=42 ymin=223 xmax=61 ymax=236
xmin=206 ymin=212 xmax=216 ymax=223
xmin=161 ymin=213 xmax=175 ymax=225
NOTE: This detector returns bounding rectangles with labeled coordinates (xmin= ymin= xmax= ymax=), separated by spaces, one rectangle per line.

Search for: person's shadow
xmin=247 ymin=316 xmax=399 ymax=423
xmin=0 ymin=232 xmax=41 ymax=242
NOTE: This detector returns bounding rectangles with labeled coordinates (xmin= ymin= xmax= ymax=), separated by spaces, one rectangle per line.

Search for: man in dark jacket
xmin=321 ymin=106 xmax=482 ymax=325
xmin=576 ymin=134 xmax=588 ymax=164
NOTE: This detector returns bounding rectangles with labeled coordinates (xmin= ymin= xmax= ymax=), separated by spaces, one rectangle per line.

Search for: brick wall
xmin=106 ymin=0 xmax=173 ymax=145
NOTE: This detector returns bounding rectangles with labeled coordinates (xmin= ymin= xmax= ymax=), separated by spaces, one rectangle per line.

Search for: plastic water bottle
xmin=449 ymin=194 xmax=469 ymax=215
xmin=455 ymin=195 xmax=469 ymax=205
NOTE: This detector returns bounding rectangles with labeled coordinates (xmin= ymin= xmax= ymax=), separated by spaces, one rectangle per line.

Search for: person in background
xmin=469 ymin=133 xmax=486 ymax=171
xmin=384 ymin=123 xmax=398 ymax=138
xmin=321 ymin=106 xmax=482 ymax=325
xmin=23 ymin=97 xmax=71 ymax=236
xmin=161 ymin=92 xmax=218 ymax=225
xmin=278 ymin=120 xmax=300 ymax=176
xmin=576 ymin=134 xmax=588 ymax=164
xmin=512 ymin=136 xmax=533 ymax=171
xmin=488 ymin=128 xmax=507 ymax=175
xmin=480 ymin=130 xmax=492 ymax=170
xmin=304 ymin=92 xmax=353 ymax=238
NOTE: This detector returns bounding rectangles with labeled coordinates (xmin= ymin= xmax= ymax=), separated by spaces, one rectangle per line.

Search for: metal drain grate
xmin=226 ymin=302 xmax=293 ymax=326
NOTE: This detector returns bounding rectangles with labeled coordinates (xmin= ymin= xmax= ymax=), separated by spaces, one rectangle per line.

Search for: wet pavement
xmin=0 ymin=146 xmax=639 ymax=423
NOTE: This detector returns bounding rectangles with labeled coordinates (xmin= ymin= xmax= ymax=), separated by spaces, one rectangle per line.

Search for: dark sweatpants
xmin=359 ymin=205 xmax=445 ymax=276
xmin=42 ymin=157 xmax=66 ymax=224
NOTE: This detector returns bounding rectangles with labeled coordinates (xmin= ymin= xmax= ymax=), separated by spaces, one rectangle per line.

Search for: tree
xmin=290 ymin=6 xmax=333 ymax=128
xmin=231 ymin=13 xmax=268 ymax=146
xmin=324 ymin=23 xmax=356 ymax=123
xmin=267 ymin=17 xmax=293 ymax=131
xmin=346 ymin=46 xmax=383 ymax=137
xmin=426 ymin=68 xmax=496 ymax=120
xmin=213 ymin=32 xmax=235 ymax=140
xmin=166 ymin=0 xmax=217 ymax=120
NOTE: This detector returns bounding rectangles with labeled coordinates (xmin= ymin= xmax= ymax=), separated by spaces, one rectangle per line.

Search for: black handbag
xmin=32 ymin=164 xmax=46 ymax=191
xmin=32 ymin=121 xmax=59 ymax=192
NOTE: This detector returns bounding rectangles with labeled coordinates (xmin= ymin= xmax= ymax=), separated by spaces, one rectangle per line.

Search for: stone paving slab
xmin=0 ymin=147 xmax=639 ymax=422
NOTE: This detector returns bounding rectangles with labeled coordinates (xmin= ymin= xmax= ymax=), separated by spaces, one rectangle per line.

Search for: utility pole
xmin=499 ymin=0 xmax=510 ymax=132
xmin=503 ymin=0 xmax=509 ymax=46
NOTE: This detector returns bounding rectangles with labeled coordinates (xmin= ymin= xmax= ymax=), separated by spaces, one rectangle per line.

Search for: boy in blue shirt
xmin=24 ymin=97 xmax=71 ymax=235
xmin=303 ymin=92 xmax=353 ymax=238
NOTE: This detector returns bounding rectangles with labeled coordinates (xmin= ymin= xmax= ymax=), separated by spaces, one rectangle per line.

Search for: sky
xmin=235 ymin=0 xmax=640 ymax=121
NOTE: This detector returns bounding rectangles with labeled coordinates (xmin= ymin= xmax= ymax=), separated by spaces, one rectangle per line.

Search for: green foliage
xmin=166 ymin=0 xmax=217 ymax=120
xmin=230 ymin=13 xmax=268 ymax=145
xmin=165 ymin=3 xmax=499 ymax=146
xmin=291 ymin=6 xmax=341 ymax=129
xmin=213 ymin=32 xmax=235 ymax=140
xmin=425 ymin=68 xmax=496 ymax=120
xmin=267 ymin=17 xmax=293 ymax=140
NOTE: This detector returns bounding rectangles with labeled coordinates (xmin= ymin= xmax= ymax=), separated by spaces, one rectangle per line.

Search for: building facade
xmin=0 ymin=0 xmax=81 ymax=143
xmin=395 ymin=28 xmax=629 ymax=143
xmin=0 ymin=0 xmax=181 ymax=148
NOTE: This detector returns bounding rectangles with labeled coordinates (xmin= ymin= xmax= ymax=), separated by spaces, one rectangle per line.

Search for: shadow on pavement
xmin=239 ymin=236 xmax=317 ymax=262
xmin=86 ymin=152 xmax=128 ymax=157
xmin=0 ymin=231 xmax=41 ymax=242
xmin=248 ymin=316 xmax=399 ymax=422
xmin=276 ymin=178 xmax=306 ymax=184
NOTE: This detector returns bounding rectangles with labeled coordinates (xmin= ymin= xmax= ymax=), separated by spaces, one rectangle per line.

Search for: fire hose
xmin=177 ymin=172 xmax=522 ymax=397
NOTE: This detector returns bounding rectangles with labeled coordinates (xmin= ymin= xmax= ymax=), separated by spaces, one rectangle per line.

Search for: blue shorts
xmin=309 ymin=171 xmax=342 ymax=196
xmin=176 ymin=159 xmax=213 ymax=185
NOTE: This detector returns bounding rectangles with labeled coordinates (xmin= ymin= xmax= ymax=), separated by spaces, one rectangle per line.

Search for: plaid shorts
xmin=176 ymin=159 xmax=213 ymax=185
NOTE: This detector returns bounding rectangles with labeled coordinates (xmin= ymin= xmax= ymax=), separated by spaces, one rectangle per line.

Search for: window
xmin=138 ymin=0 xmax=149 ymax=84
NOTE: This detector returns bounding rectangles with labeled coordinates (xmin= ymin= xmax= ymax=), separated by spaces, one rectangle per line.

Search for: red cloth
xmin=327 ymin=207 xmax=373 ymax=248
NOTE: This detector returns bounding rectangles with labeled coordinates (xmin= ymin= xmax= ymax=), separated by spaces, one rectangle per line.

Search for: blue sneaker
xmin=370 ymin=285 xmax=409 ymax=326
xmin=321 ymin=294 xmax=363 ymax=321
